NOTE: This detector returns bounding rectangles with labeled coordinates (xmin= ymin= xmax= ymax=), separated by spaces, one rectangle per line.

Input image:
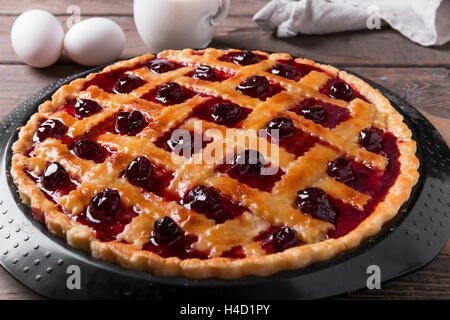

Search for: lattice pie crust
xmin=11 ymin=49 xmax=419 ymax=279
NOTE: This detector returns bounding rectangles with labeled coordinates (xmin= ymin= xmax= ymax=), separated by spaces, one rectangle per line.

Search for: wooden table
xmin=0 ymin=0 xmax=449 ymax=300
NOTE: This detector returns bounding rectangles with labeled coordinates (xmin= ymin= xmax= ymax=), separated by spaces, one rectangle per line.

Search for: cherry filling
xmin=113 ymin=75 xmax=146 ymax=94
xmin=294 ymin=132 xmax=401 ymax=238
xmin=327 ymin=135 xmax=400 ymax=238
xmin=75 ymin=189 xmax=138 ymax=242
xmin=217 ymin=150 xmax=284 ymax=192
xmin=290 ymin=98 xmax=350 ymax=129
xmin=236 ymin=76 xmax=283 ymax=101
xmin=182 ymin=185 xmax=246 ymax=223
xmin=221 ymin=245 xmax=246 ymax=259
xmin=72 ymin=138 xmax=109 ymax=163
xmin=124 ymin=157 xmax=173 ymax=196
xmin=154 ymin=128 xmax=212 ymax=158
xmin=270 ymin=60 xmax=323 ymax=81
xmin=359 ymin=127 xmax=384 ymax=152
xmin=143 ymin=216 xmax=209 ymax=259
xmin=296 ymin=187 xmax=337 ymax=224
xmin=59 ymin=99 xmax=103 ymax=119
xmin=25 ymin=163 xmax=78 ymax=204
xmin=83 ymin=65 xmax=149 ymax=94
xmin=264 ymin=124 xmax=319 ymax=158
xmin=254 ymin=226 xmax=299 ymax=253
xmin=146 ymin=59 xmax=178 ymax=74
xmin=34 ymin=119 xmax=67 ymax=142
xmin=115 ymin=110 xmax=148 ymax=135
xmin=141 ymin=82 xmax=196 ymax=106
xmin=321 ymin=78 xmax=368 ymax=102
xmin=191 ymin=98 xmax=251 ymax=127
xmin=219 ymin=51 xmax=265 ymax=66
xmin=81 ymin=58 xmax=158 ymax=93
xmin=331 ymin=133 xmax=398 ymax=197
xmin=83 ymin=69 xmax=128 ymax=93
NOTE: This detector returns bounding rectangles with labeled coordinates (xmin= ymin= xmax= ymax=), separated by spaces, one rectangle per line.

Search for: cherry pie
xmin=11 ymin=49 xmax=419 ymax=279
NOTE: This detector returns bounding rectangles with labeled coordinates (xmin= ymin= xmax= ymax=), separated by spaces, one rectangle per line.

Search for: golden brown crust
xmin=11 ymin=48 xmax=419 ymax=279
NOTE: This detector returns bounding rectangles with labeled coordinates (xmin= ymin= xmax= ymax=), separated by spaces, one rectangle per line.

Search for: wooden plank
xmin=345 ymin=255 xmax=450 ymax=299
xmin=0 ymin=64 xmax=89 ymax=120
xmin=347 ymin=67 xmax=450 ymax=119
xmin=0 ymin=267 xmax=42 ymax=300
xmin=212 ymin=30 xmax=450 ymax=67
xmin=0 ymin=0 xmax=265 ymax=16
xmin=2 ymin=9 xmax=450 ymax=66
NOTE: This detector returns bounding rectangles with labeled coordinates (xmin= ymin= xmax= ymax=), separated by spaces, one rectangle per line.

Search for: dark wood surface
xmin=0 ymin=0 xmax=448 ymax=300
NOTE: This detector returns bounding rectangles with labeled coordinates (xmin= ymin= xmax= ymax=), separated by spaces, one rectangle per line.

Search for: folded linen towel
xmin=253 ymin=0 xmax=450 ymax=46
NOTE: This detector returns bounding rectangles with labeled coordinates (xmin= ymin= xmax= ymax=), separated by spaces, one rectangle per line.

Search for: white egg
xmin=64 ymin=18 xmax=125 ymax=66
xmin=11 ymin=10 xmax=64 ymax=68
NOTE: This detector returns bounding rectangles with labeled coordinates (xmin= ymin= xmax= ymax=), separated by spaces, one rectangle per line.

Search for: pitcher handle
xmin=210 ymin=0 xmax=230 ymax=26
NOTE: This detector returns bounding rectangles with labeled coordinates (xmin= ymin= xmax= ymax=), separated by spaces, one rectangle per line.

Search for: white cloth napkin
xmin=253 ymin=0 xmax=450 ymax=46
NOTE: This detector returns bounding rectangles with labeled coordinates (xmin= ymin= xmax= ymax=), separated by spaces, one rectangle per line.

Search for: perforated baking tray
xmin=0 ymin=63 xmax=449 ymax=300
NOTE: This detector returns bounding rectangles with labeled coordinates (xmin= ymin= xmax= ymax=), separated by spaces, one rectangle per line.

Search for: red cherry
xmin=153 ymin=216 xmax=182 ymax=243
xmin=300 ymin=105 xmax=328 ymax=123
xmin=266 ymin=117 xmax=294 ymax=139
xmin=41 ymin=162 xmax=67 ymax=190
xmin=296 ymin=187 xmax=336 ymax=223
xmin=113 ymin=75 xmax=145 ymax=94
xmin=327 ymin=157 xmax=355 ymax=183
xmin=359 ymin=128 xmax=384 ymax=152
xmin=115 ymin=111 xmax=146 ymax=135
xmin=125 ymin=157 xmax=154 ymax=189
xmin=231 ymin=51 xmax=259 ymax=65
xmin=192 ymin=65 xmax=217 ymax=81
xmin=35 ymin=119 xmax=67 ymax=141
xmin=72 ymin=139 xmax=105 ymax=163
xmin=183 ymin=186 xmax=225 ymax=221
xmin=329 ymin=81 xmax=354 ymax=101
xmin=155 ymin=82 xmax=184 ymax=105
xmin=210 ymin=103 xmax=242 ymax=126
xmin=147 ymin=60 xmax=175 ymax=74
xmin=237 ymin=76 xmax=270 ymax=98
xmin=266 ymin=227 xmax=297 ymax=252
xmin=271 ymin=63 xmax=298 ymax=80
xmin=74 ymin=99 xmax=102 ymax=119
xmin=233 ymin=150 xmax=266 ymax=177
xmin=88 ymin=189 xmax=122 ymax=220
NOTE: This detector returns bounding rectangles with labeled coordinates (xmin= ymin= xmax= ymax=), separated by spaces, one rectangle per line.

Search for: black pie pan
xmin=0 ymin=62 xmax=449 ymax=300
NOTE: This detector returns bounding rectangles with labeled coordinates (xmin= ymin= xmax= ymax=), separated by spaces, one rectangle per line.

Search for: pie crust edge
xmin=10 ymin=50 xmax=420 ymax=279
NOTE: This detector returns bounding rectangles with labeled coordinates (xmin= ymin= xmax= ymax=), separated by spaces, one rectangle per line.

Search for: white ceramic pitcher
xmin=134 ymin=0 xmax=230 ymax=52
